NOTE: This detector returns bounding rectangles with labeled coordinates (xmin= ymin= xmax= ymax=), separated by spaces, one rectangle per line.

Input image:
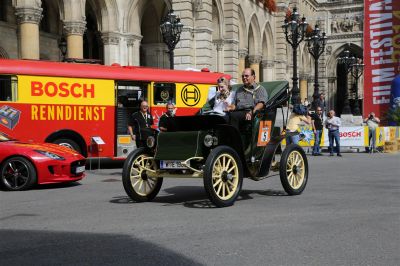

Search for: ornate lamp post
xmin=337 ymin=50 xmax=356 ymax=114
xmin=58 ymin=36 xmax=67 ymax=62
xmin=282 ymin=7 xmax=308 ymax=105
xmin=350 ymin=58 xmax=364 ymax=116
xmin=306 ymin=25 xmax=327 ymax=110
xmin=160 ymin=9 xmax=183 ymax=69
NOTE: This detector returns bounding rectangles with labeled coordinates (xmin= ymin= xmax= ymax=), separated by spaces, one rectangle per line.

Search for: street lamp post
xmin=160 ymin=9 xmax=183 ymax=69
xmin=282 ymin=7 xmax=308 ymax=105
xmin=337 ymin=50 xmax=356 ymax=114
xmin=350 ymin=58 xmax=364 ymax=116
xmin=306 ymin=25 xmax=327 ymax=110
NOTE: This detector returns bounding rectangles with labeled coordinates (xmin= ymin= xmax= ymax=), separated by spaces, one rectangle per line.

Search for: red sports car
xmin=0 ymin=132 xmax=86 ymax=191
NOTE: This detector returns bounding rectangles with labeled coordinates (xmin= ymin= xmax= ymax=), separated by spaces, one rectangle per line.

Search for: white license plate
xmin=160 ymin=160 xmax=188 ymax=169
xmin=75 ymin=165 xmax=85 ymax=174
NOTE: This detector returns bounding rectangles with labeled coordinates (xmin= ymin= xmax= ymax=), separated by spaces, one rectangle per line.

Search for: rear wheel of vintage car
xmin=204 ymin=146 xmax=243 ymax=207
xmin=0 ymin=156 xmax=37 ymax=191
xmin=279 ymin=144 xmax=308 ymax=195
xmin=122 ymin=148 xmax=163 ymax=202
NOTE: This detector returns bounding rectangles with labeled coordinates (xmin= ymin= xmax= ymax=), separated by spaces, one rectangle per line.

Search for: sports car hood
xmin=0 ymin=141 xmax=83 ymax=159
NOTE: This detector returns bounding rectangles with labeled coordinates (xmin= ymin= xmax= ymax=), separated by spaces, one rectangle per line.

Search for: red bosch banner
xmin=364 ymin=0 xmax=400 ymax=121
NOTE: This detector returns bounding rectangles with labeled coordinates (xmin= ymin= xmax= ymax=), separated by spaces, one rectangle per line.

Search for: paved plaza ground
xmin=1 ymin=152 xmax=399 ymax=265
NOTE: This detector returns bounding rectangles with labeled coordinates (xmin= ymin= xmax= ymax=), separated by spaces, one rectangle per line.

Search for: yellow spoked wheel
xmin=204 ymin=146 xmax=243 ymax=207
xmin=280 ymin=144 xmax=308 ymax=195
xmin=122 ymin=148 xmax=163 ymax=202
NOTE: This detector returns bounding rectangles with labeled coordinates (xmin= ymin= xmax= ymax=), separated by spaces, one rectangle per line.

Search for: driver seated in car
xmin=229 ymin=68 xmax=268 ymax=130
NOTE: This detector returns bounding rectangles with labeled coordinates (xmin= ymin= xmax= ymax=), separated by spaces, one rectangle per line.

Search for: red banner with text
xmin=364 ymin=0 xmax=400 ymax=122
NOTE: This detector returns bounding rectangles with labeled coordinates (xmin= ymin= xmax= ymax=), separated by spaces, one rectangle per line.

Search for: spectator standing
xmin=158 ymin=102 xmax=176 ymax=132
xmin=314 ymin=93 xmax=326 ymax=113
xmin=128 ymin=101 xmax=154 ymax=148
xmin=303 ymin=98 xmax=310 ymax=108
xmin=325 ymin=110 xmax=342 ymax=156
xmin=230 ymin=68 xmax=268 ymax=129
xmin=364 ymin=112 xmax=380 ymax=152
xmin=311 ymin=107 xmax=324 ymax=155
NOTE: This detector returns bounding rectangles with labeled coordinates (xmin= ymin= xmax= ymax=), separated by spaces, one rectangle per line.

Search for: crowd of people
xmin=127 ymin=68 xmax=380 ymax=154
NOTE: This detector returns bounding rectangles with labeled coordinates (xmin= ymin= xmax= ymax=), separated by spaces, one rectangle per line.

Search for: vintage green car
xmin=122 ymin=81 xmax=308 ymax=207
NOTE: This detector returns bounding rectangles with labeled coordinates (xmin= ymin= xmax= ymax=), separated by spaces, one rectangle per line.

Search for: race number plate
xmin=160 ymin=160 xmax=188 ymax=169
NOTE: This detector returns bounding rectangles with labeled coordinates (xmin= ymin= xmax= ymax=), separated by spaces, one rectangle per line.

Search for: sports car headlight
xmin=34 ymin=150 xmax=65 ymax=161
xmin=204 ymin=134 xmax=214 ymax=147
xmin=146 ymin=136 xmax=155 ymax=148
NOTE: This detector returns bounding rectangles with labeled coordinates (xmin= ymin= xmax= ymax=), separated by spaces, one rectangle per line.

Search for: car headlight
xmin=204 ymin=134 xmax=214 ymax=147
xmin=34 ymin=150 xmax=65 ymax=160
xmin=146 ymin=136 xmax=155 ymax=148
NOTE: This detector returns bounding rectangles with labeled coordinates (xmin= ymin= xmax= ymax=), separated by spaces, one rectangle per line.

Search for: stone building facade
xmin=0 ymin=0 xmax=364 ymax=115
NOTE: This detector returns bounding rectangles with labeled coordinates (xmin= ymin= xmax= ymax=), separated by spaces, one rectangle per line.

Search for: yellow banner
xmin=17 ymin=75 xmax=115 ymax=106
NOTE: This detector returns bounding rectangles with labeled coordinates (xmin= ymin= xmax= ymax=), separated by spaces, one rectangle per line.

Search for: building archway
xmin=84 ymin=0 xmax=103 ymax=62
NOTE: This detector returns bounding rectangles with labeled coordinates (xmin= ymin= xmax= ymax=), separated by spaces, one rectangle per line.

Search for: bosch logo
xmin=340 ymin=132 xmax=361 ymax=138
xmin=181 ymin=84 xmax=201 ymax=106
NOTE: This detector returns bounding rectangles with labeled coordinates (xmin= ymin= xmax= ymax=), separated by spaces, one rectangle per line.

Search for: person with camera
xmin=325 ymin=110 xmax=342 ymax=156
xmin=311 ymin=107 xmax=324 ymax=156
xmin=364 ymin=112 xmax=380 ymax=152
xmin=285 ymin=104 xmax=311 ymax=145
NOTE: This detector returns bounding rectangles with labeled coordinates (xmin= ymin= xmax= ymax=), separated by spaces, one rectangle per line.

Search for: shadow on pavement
xmin=0 ymin=229 xmax=202 ymax=266
xmin=110 ymin=186 xmax=288 ymax=209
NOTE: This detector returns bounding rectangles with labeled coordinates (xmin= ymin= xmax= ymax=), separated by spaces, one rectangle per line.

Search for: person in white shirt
xmin=325 ymin=110 xmax=342 ymax=156
xmin=204 ymin=76 xmax=235 ymax=121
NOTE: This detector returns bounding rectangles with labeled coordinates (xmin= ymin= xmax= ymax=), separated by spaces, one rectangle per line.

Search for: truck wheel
xmin=53 ymin=138 xmax=81 ymax=154
xmin=0 ymin=157 xmax=37 ymax=191
xmin=203 ymin=146 xmax=243 ymax=207
xmin=122 ymin=148 xmax=162 ymax=202
xmin=279 ymin=144 xmax=308 ymax=195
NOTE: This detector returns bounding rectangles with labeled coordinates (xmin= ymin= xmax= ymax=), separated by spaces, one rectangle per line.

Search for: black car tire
xmin=0 ymin=156 xmax=37 ymax=191
xmin=122 ymin=148 xmax=163 ymax=202
xmin=53 ymin=138 xmax=81 ymax=153
xmin=279 ymin=144 xmax=308 ymax=195
xmin=203 ymin=146 xmax=243 ymax=207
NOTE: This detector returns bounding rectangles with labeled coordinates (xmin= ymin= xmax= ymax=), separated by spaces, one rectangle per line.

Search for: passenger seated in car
xmin=203 ymin=76 xmax=235 ymax=122
xmin=230 ymin=68 xmax=268 ymax=130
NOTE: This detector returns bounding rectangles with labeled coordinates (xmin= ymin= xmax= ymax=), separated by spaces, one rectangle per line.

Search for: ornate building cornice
xmin=328 ymin=33 xmax=363 ymax=40
xmin=238 ymin=48 xmax=248 ymax=59
xmin=102 ymin=32 xmax=121 ymax=45
xmin=213 ymin=40 xmax=224 ymax=51
xmin=15 ymin=7 xmax=42 ymax=24
xmin=248 ymin=55 xmax=262 ymax=64
xmin=63 ymin=21 xmax=86 ymax=36
xmin=126 ymin=34 xmax=143 ymax=46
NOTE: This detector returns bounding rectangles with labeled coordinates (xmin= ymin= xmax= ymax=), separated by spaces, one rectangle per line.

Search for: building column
xmin=248 ymin=55 xmax=262 ymax=82
xmin=63 ymin=21 xmax=86 ymax=59
xmin=238 ymin=48 xmax=248 ymax=81
xmin=102 ymin=32 xmax=120 ymax=65
xmin=126 ymin=34 xmax=143 ymax=66
xmin=327 ymin=77 xmax=337 ymax=111
xmin=213 ymin=40 xmax=224 ymax=72
xmin=15 ymin=7 xmax=42 ymax=59
xmin=261 ymin=58 xmax=275 ymax=81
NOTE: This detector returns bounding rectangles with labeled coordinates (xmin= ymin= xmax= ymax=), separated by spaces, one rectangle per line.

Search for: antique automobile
xmin=0 ymin=132 xmax=86 ymax=191
xmin=122 ymin=81 xmax=308 ymax=207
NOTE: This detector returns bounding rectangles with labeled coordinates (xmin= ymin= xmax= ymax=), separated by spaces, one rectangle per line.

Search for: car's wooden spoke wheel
xmin=211 ymin=153 xmax=239 ymax=200
xmin=129 ymin=154 xmax=158 ymax=196
xmin=0 ymin=157 xmax=37 ymax=191
xmin=280 ymin=144 xmax=308 ymax=195
xmin=122 ymin=148 xmax=163 ymax=202
xmin=285 ymin=150 xmax=305 ymax=189
xmin=204 ymin=146 xmax=243 ymax=207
